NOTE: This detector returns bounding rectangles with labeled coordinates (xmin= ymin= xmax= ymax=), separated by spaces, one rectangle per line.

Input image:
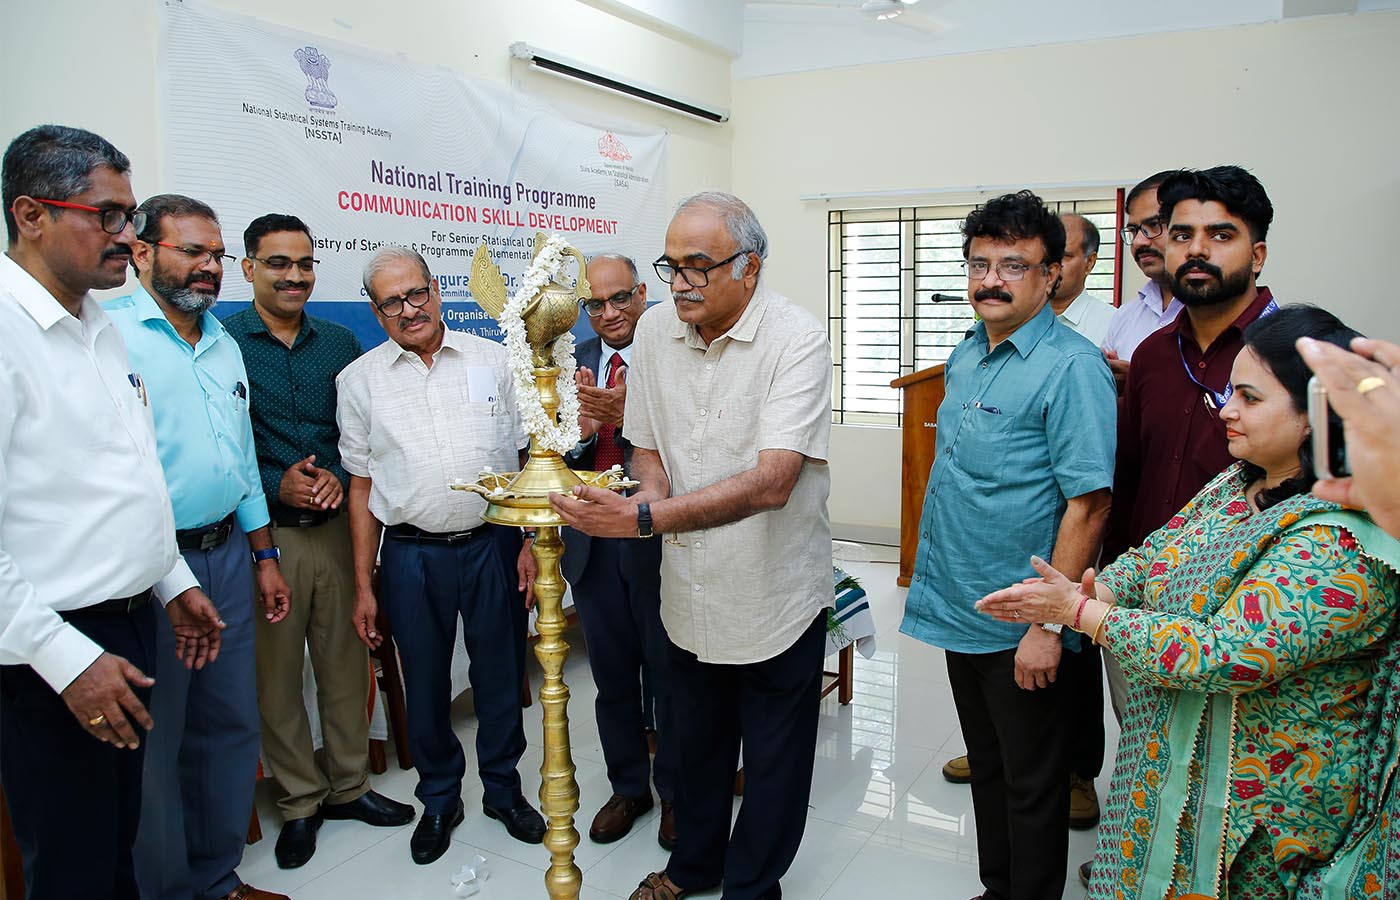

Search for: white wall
xmin=0 ymin=0 xmax=733 ymax=224
xmin=730 ymin=11 xmax=1400 ymax=540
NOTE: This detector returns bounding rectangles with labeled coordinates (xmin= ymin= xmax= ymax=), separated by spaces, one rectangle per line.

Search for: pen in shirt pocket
xmin=233 ymin=381 xmax=247 ymax=401
xmin=974 ymin=401 xmax=1002 ymax=415
xmin=127 ymin=372 xmax=148 ymax=406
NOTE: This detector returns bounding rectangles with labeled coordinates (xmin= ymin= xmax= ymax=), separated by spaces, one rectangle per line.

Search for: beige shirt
xmin=337 ymin=326 xmax=526 ymax=532
xmin=625 ymin=286 xmax=833 ymax=664
xmin=1057 ymin=291 xmax=1117 ymax=347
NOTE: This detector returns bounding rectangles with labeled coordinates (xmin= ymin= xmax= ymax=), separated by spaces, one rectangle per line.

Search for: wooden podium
xmin=890 ymin=366 xmax=946 ymax=586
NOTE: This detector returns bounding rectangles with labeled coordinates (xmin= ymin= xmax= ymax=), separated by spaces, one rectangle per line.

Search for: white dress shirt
xmin=1100 ymin=280 xmax=1184 ymax=361
xmin=337 ymin=326 xmax=527 ymax=532
xmin=0 ymin=254 xmax=198 ymax=692
xmin=625 ymin=287 xmax=834 ymax=664
xmin=1056 ymin=291 xmax=1118 ymax=348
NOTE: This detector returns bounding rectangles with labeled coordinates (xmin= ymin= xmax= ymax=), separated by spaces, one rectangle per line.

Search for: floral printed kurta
xmin=1089 ymin=465 xmax=1399 ymax=900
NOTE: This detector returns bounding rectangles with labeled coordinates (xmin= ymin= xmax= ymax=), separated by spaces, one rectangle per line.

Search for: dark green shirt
xmin=222 ymin=307 xmax=362 ymax=514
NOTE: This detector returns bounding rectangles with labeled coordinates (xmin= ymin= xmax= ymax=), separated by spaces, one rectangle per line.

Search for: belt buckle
xmin=298 ymin=512 xmax=319 ymax=527
xmin=199 ymin=525 xmax=227 ymax=551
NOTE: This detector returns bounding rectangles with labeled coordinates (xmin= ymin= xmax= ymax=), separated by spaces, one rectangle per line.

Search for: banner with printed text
xmin=162 ymin=1 xmax=668 ymax=348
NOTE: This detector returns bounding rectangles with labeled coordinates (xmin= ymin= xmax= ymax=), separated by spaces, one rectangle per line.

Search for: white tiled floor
xmin=239 ymin=543 xmax=1119 ymax=899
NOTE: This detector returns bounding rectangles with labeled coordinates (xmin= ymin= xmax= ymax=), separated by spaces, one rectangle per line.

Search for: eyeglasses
xmin=1120 ymin=216 xmax=1166 ymax=245
xmin=963 ymin=259 xmax=1048 ymax=282
xmin=581 ymin=284 xmax=641 ymax=317
xmin=652 ymin=250 xmax=751 ymax=288
xmin=147 ymin=241 xmax=235 ymax=266
xmin=28 ymin=198 xmax=147 ymax=235
xmin=249 ymin=255 xmax=318 ymax=273
xmin=375 ymin=285 xmax=432 ymax=317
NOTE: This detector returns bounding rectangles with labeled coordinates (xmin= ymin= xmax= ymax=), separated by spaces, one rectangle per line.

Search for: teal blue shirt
xmin=104 ymin=288 xmax=270 ymax=533
xmin=900 ymin=302 xmax=1116 ymax=654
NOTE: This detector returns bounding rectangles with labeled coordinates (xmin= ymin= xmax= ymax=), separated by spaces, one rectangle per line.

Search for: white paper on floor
xmin=450 ymin=855 xmax=491 ymax=896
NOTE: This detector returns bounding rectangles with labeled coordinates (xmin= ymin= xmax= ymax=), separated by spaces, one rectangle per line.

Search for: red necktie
xmin=593 ymin=352 xmax=625 ymax=471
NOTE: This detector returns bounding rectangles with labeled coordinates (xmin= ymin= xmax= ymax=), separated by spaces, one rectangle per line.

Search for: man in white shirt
xmin=1051 ymin=213 xmax=1116 ymax=346
xmin=0 ymin=124 xmax=223 ymax=900
xmin=1100 ymin=171 xmax=1185 ymax=387
xmin=552 ymin=192 xmax=833 ymax=900
xmin=338 ymin=246 xmax=544 ymax=865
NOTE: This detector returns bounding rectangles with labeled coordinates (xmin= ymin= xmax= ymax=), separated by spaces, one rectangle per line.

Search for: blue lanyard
xmin=1176 ymin=297 xmax=1278 ymax=408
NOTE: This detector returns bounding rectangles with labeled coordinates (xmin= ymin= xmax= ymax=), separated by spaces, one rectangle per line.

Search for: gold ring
xmin=1357 ymin=376 xmax=1387 ymax=396
xmin=1013 ymin=610 xmax=1022 ymax=619
xmin=89 ymin=714 xmax=106 ymax=727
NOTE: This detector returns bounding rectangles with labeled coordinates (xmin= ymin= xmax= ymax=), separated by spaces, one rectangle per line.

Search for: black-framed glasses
xmin=1120 ymin=216 xmax=1166 ymax=245
xmin=652 ymin=250 xmax=751 ymax=288
xmin=28 ymin=198 xmax=146 ymax=235
xmin=581 ymin=284 xmax=641 ymax=317
xmin=249 ymin=255 xmax=318 ymax=274
xmin=147 ymin=240 xmax=235 ymax=266
xmin=963 ymin=259 xmax=1048 ymax=282
xmin=375 ymin=285 xmax=432 ymax=317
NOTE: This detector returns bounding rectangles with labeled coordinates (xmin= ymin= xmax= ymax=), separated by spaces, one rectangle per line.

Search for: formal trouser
xmin=665 ymin=611 xmax=825 ymax=900
xmin=1102 ymin=649 xmax=1128 ymax=726
xmin=377 ymin=525 xmax=528 ymax=814
xmin=946 ymin=647 xmax=1070 ymax=900
xmin=1059 ymin=641 xmax=1105 ymax=780
xmin=135 ymin=525 xmax=260 ymax=900
xmin=1 ymin=601 xmax=156 ymax=900
xmin=255 ymin=515 xmax=370 ymax=821
xmin=571 ymin=537 xmax=676 ymax=802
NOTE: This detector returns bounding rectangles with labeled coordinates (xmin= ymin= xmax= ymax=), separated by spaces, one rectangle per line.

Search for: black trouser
xmin=665 ymin=612 xmax=825 ymax=900
xmin=1058 ymin=641 xmax=1105 ymax=780
xmin=1 ymin=601 xmax=157 ymax=900
xmin=571 ymin=537 xmax=675 ymax=803
xmin=946 ymin=647 xmax=1070 ymax=900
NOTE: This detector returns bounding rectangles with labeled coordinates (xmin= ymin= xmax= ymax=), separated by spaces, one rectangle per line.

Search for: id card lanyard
xmin=1176 ymin=297 xmax=1278 ymax=408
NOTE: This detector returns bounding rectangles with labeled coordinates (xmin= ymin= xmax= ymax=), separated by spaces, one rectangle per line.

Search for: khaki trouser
xmin=255 ymin=514 xmax=371 ymax=820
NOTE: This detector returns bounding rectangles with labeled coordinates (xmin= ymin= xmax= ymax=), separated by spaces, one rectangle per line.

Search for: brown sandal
xmin=629 ymin=871 xmax=688 ymax=900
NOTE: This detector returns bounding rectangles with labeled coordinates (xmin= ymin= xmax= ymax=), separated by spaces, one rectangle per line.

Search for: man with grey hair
xmin=1 ymin=125 xmax=224 ymax=900
xmin=106 ymin=193 xmax=293 ymax=900
xmin=552 ymin=192 xmax=833 ymax=900
xmin=563 ymin=252 xmax=676 ymax=849
xmin=337 ymin=246 xmax=544 ymax=865
xmin=1050 ymin=213 xmax=1115 ymax=346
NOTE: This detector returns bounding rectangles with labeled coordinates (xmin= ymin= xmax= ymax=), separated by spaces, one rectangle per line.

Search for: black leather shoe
xmin=274 ymin=814 xmax=322 ymax=869
xmin=483 ymin=798 xmax=546 ymax=844
xmin=410 ymin=800 xmax=465 ymax=865
xmin=323 ymin=790 xmax=415 ymax=827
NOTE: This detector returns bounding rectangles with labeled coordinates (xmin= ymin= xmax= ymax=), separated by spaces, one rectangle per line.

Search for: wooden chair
xmin=820 ymin=643 xmax=856 ymax=705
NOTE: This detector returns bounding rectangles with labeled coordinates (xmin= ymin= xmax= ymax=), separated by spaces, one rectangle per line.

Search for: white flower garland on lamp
xmin=500 ymin=234 xmax=582 ymax=456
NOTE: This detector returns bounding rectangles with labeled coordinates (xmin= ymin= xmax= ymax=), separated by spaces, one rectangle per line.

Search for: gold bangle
xmin=1089 ymin=607 xmax=1108 ymax=646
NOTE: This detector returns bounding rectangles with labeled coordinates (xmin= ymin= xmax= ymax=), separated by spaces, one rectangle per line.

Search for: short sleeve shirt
xmin=900 ymin=302 xmax=1117 ymax=654
xmin=624 ymin=286 xmax=833 ymax=664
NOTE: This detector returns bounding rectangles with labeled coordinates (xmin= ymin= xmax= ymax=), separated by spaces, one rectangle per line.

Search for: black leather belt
xmin=74 ymin=589 xmax=154 ymax=615
xmin=177 ymin=513 xmax=235 ymax=552
xmin=271 ymin=506 xmax=340 ymax=528
xmin=384 ymin=522 xmax=491 ymax=544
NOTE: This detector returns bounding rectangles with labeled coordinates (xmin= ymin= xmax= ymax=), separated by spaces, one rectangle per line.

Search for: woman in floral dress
xmin=978 ymin=305 xmax=1400 ymax=900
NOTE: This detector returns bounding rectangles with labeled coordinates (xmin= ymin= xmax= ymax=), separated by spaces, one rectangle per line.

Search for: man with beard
xmin=106 ymin=194 xmax=293 ymax=900
xmin=339 ymin=246 xmax=544 ymax=864
xmin=224 ymin=214 xmax=412 ymax=871
xmin=902 ymin=191 xmax=1115 ymax=900
xmin=1101 ymin=171 xmax=1186 ymax=387
xmin=1 ymin=126 xmax=225 ymax=900
xmin=1103 ymin=166 xmax=1275 ymax=566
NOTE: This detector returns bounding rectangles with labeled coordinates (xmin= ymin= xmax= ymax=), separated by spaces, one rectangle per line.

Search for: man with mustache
xmin=106 ymin=194 xmax=292 ymax=900
xmin=223 ymin=214 xmax=413 ymax=870
xmin=1101 ymin=171 xmax=1186 ymax=387
xmin=551 ymin=192 xmax=834 ymax=900
xmin=902 ymin=191 xmax=1116 ymax=900
xmin=338 ymin=246 xmax=544 ymax=865
xmin=1 ymin=125 xmax=225 ymax=900
xmin=1103 ymin=166 xmax=1275 ymax=565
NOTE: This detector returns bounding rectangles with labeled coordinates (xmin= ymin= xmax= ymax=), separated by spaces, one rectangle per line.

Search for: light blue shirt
xmin=1100 ymin=280 xmax=1183 ymax=361
xmin=900 ymin=302 xmax=1116 ymax=654
xmin=104 ymin=288 xmax=269 ymax=533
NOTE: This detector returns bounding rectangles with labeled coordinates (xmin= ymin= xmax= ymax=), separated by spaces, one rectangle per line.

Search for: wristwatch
xmin=252 ymin=546 xmax=281 ymax=564
xmin=1040 ymin=622 xmax=1064 ymax=635
xmin=636 ymin=502 xmax=654 ymax=539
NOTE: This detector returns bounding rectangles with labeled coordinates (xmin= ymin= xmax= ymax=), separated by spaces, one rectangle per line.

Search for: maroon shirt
xmin=1102 ymin=286 xmax=1275 ymax=563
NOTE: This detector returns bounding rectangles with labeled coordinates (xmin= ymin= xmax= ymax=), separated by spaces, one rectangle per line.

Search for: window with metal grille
xmin=829 ymin=199 xmax=1121 ymax=426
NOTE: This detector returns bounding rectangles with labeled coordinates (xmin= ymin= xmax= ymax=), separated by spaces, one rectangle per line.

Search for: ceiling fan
xmin=748 ymin=0 xmax=947 ymax=36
